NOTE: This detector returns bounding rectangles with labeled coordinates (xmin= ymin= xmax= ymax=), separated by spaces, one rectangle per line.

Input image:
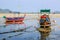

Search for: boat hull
xmin=37 ymin=25 xmax=51 ymax=32
xmin=5 ymin=17 xmax=24 ymax=24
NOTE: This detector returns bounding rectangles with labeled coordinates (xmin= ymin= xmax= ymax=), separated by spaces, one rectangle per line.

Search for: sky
xmin=0 ymin=0 xmax=60 ymax=12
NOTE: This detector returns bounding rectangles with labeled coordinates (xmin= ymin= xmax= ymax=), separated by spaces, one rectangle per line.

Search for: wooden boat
xmin=5 ymin=14 xmax=26 ymax=25
xmin=5 ymin=17 xmax=24 ymax=25
xmin=38 ymin=15 xmax=51 ymax=32
xmin=37 ymin=25 xmax=51 ymax=32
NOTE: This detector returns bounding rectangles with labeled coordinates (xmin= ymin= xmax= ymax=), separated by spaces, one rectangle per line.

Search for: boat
xmin=5 ymin=14 xmax=26 ymax=25
xmin=37 ymin=14 xmax=51 ymax=32
xmin=5 ymin=17 xmax=24 ymax=25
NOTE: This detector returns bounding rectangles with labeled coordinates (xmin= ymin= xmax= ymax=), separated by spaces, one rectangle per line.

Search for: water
xmin=0 ymin=17 xmax=60 ymax=40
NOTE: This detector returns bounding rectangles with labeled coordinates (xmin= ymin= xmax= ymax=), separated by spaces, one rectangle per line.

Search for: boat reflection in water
xmin=37 ymin=25 xmax=51 ymax=40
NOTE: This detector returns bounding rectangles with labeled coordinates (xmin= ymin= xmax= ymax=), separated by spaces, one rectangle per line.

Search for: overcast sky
xmin=0 ymin=0 xmax=60 ymax=12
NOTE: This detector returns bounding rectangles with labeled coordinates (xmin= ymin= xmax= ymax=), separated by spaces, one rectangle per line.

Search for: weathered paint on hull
xmin=37 ymin=25 xmax=51 ymax=32
xmin=37 ymin=27 xmax=51 ymax=32
xmin=5 ymin=17 xmax=24 ymax=24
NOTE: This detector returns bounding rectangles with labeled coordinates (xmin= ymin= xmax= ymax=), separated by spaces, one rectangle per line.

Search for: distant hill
xmin=0 ymin=9 xmax=11 ymax=13
xmin=0 ymin=9 xmax=20 ymax=13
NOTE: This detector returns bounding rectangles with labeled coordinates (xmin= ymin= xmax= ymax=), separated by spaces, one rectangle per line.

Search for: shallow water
xmin=0 ymin=18 xmax=60 ymax=40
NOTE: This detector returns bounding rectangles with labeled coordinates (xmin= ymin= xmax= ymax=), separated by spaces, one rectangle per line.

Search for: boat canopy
xmin=40 ymin=9 xmax=50 ymax=14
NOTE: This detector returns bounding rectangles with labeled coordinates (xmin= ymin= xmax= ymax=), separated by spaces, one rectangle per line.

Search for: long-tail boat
xmin=5 ymin=14 xmax=26 ymax=25
xmin=37 ymin=14 xmax=51 ymax=32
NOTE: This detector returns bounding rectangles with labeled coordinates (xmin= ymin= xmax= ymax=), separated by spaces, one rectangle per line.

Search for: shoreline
xmin=0 ymin=13 xmax=60 ymax=18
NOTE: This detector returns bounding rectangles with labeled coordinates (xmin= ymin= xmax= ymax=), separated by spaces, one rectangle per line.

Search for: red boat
xmin=5 ymin=14 xmax=26 ymax=25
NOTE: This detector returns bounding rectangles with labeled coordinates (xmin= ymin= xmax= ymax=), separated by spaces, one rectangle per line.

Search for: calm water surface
xmin=0 ymin=18 xmax=60 ymax=40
